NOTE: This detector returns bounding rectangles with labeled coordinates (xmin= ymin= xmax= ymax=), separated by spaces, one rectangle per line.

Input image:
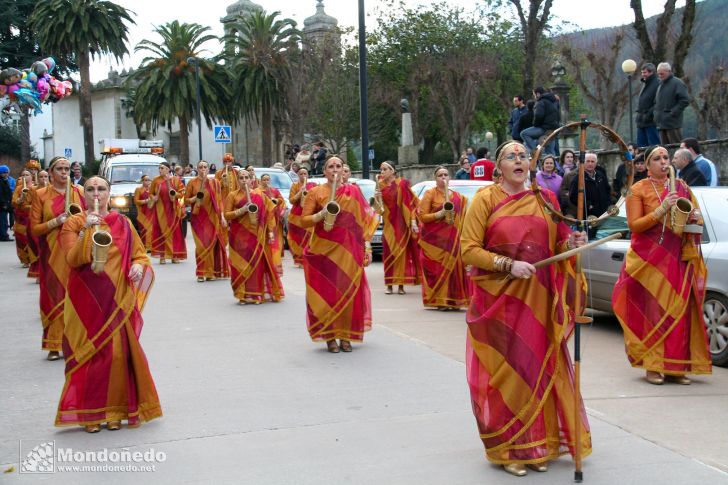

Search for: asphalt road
xmin=1 ymin=236 xmax=726 ymax=484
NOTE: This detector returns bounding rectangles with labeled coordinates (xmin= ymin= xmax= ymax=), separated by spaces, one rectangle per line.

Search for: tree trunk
xmin=262 ymin=105 xmax=272 ymax=166
xmin=421 ymin=136 xmax=436 ymax=165
xmin=179 ymin=114 xmax=190 ymax=166
xmin=20 ymin=106 xmax=31 ymax=162
xmin=78 ymin=50 xmax=95 ymax=165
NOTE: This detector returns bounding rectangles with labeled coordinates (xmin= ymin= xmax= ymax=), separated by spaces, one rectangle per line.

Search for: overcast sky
xmin=88 ymin=0 xmax=686 ymax=82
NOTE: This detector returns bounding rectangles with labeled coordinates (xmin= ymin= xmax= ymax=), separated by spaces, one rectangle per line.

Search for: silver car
xmin=583 ymin=186 xmax=728 ymax=366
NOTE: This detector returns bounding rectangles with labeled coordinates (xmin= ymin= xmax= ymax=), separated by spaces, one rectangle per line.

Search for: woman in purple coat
xmin=535 ymin=155 xmax=563 ymax=195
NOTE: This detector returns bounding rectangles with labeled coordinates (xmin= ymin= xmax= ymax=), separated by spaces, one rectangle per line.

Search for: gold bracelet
xmin=78 ymin=229 xmax=85 ymax=239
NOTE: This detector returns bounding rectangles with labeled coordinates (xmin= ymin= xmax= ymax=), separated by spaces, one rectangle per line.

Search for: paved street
xmin=1 ymin=235 xmax=727 ymax=484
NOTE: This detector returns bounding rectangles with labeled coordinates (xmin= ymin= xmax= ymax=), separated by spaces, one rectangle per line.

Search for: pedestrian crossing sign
xmin=214 ymin=125 xmax=232 ymax=143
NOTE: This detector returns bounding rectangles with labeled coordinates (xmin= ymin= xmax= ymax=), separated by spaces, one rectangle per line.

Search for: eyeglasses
xmin=504 ymin=153 xmax=529 ymax=162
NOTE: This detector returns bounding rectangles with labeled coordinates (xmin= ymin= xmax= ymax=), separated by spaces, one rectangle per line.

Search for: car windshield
xmin=355 ymin=181 xmax=376 ymax=201
xmin=594 ymin=203 xmax=629 ymax=240
xmin=257 ymin=170 xmax=291 ymax=190
xmin=416 ymin=183 xmax=489 ymax=209
xmin=110 ymin=165 xmax=159 ymax=183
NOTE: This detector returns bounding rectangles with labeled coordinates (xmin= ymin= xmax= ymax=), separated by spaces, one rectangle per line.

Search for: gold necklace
xmin=648 ymin=176 xmax=668 ymax=244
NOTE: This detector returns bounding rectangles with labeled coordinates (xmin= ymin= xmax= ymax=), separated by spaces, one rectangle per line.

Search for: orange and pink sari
xmin=12 ymin=184 xmax=32 ymax=266
xmin=417 ymin=187 xmax=469 ymax=309
xmin=133 ymin=186 xmax=154 ymax=251
xmin=30 ymin=185 xmax=86 ymax=351
xmin=301 ymin=184 xmax=374 ymax=342
xmin=224 ymin=189 xmax=284 ymax=303
xmin=186 ymin=177 xmax=230 ymax=279
xmin=150 ymin=175 xmax=186 ymax=260
xmin=461 ymin=185 xmax=591 ymax=466
xmin=287 ymin=180 xmax=316 ymax=265
xmin=56 ymin=212 xmax=161 ymax=427
xmin=612 ymin=179 xmax=711 ymax=376
xmin=380 ymin=177 xmax=420 ymax=286
xmin=262 ymin=186 xmax=286 ymax=274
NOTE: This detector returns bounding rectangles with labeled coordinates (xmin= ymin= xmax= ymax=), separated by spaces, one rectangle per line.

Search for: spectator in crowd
xmin=174 ymin=165 xmax=184 ymax=178
xmin=515 ymin=99 xmax=535 ymax=144
xmin=209 ymin=163 xmax=217 ymax=174
xmin=183 ymin=165 xmax=192 ymax=176
xmin=613 ymin=144 xmax=640 ymax=199
xmin=295 ymin=146 xmax=312 ymax=172
xmin=654 ymin=62 xmax=690 ymax=145
xmin=0 ymin=165 xmax=12 ymax=241
xmin=507 ymin=95 xmax=528 ymax=141
xmin=454 ymin=156 xmax=471 ymax=180
xmin=70 ymin=161 xmax=86 ymax=186
xmin=470 ymin=147 xmax=494 ymax=181
xmin=465 ymin=147 xmax=476 ymax=163
xmin=311 ymin=142 xmax=327 ymax=175
xmin=681 ymin=138 xmax=719 ymax=186
xmin=632 ymin=153 xmax=648 ymax=184
xmin=569 ymin=152 xmax=611 ymax=235
xmin=559 ymin=149 xmax=576 ymax=175
xmin=521 ymin=87 xmax=560 ymax=155
xmin=673 ymin=148 xmax=707 ymax=187
xmin=288 ymin=162 xmax=301 ymax=182
xmin=636 ymin=63 xmax=660 ymax=147
xmin=535 ymin=155 xmax=562 ymax=195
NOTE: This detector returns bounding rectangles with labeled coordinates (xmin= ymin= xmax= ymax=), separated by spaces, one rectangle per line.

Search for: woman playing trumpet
xmin=133 ymin=175 xmax=154 ymax=251
xmin=259 ymin=173 xmax=286 ymax=275
xmin=149 ymin=162 xmax=186 ymax=264
xmin=377 ymin=161 xmax=421 ymax=295
xmin=287 ymin=167 xmax=316 ymax=267
xmin=12 ymin=169 xmax=34 ymax=268
xmin=185 ymin=161 xmax=230 ymax=282
xmin=461 ymin=141 xmax=591 ymax=476
xmin=300 ymin=156 xmax=376 ymax=353
xmin=57 ymin=176 xmax=162 ymax=433
xmin=30 ymin=156 xmax=86 ymax=360
xmin=612 ymin=145 xmax=710 ymax=385
xmin=224 ymin=170 xmax=283 ymax=304
xmin=417 ymin=167 xmax=469 ymax=310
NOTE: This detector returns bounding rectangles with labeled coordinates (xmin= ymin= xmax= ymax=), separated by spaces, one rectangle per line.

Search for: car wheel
xmin=704 ymin=292 xmax=728 ymax=366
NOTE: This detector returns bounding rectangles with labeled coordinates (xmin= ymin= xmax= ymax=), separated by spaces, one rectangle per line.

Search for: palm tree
xmin=130 ymin=21 xmax=231 ymax=166
xmin=225 ymin=11 xmax=298 ymax=165
xmin=29 ymin=0 xmax=134 ymax=164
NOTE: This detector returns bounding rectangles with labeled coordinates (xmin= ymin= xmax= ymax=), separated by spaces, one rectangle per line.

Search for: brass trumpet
xmin=323 ymin=173 xmax=340 ymax=232
xmin=192 ymin=188 xmax=204 ymax=215
xmin=243 ymin=180 xmax=258 ymax=225
xmin=65 ymin=177 xmax=82 ymax=215
xmin=91 ymin=198 xmax=113 ymax=274
xmin=370 ymin=175 xmax=384 ymax=213
xmin=301 ymin=176 xmax=308 ymax=202
xmin=443 ymin=178 xmax=455 ymax=225
xmin=668 ymin=165 xmax=692 ymax=236
xmin=22 ymin=177 xmax=29 ymax=195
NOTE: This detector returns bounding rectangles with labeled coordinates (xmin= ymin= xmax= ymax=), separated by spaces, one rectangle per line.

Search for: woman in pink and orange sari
xmin=184 ymin=161 xmax=229 ymax=282
xmin=417 ymin=166 xmax=469 ymax=310
xmin=224 ymin=170 xmax=283 ymax=304
xmin=12 ymin=169 xmax=34 ymax=268
xmin=259 ymin=173 xmax=286 ymax=275
xmin=461 ymin=141 xmax=591 ymax=477
xmin=612 ymin=145 xmax=710 ymax=386
xmin=287 ymin=167 xmax=316 ymax=267
xmin=376 ymin=161 xmax=420 ymax=295
xmin=57 ymin=176 xmax=161 ymax=433
xmin=300 ymin=156 xmax=375 ymax=353
xmin=149 ymin=162 xmax=186 ymax=264
xmin=31 ymin=156 xmax=86 ymax=361
xmin=133 ymin=175 xmax=154 ymax=251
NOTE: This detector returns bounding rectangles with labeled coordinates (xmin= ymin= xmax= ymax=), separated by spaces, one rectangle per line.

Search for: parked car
xmin=411 ymin=179 xmax=493 ymax=208
xmin=583 ymin=186 xmax=728 ymax=366
xmin=309 ymin=177 xmax=383 ymax=255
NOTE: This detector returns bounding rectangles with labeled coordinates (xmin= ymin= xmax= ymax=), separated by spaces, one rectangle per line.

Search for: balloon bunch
xmin=0 ymin=57 xmax=73 ymax=115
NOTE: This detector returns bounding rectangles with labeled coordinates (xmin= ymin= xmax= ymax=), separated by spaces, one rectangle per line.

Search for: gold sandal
xmin=339 ymin=340 xmax=352 ymax=352
xmin=503 ymin=464 xmax=527 ymax=476
xmin=326 ymin=340 xmax=340 ymax=353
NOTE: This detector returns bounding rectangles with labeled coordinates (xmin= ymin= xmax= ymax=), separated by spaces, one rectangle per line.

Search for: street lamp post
xmin=358 ymin=0 xmax=370 ymax=179
xmin=621 ymin=59 xmax=637 ymax=144
xmin=187 ymin=56 xmax=203 ymax=164
xmin=485 ymin=131 xmax=493 ymax=153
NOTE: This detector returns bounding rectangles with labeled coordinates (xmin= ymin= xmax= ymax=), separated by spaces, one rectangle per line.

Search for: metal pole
xmin=358 ymin=0 xmax=370 ymax=179
xmin=628 ymin=74 xmax=634 ymax=143
xmin=194 ymin=60 xmax=203 ymax=163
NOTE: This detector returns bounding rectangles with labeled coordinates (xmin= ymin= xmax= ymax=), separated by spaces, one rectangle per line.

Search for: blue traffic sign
xmin=214 ymin=125 xmax=232 ymax=143
xmin=64 ymin=148 xmax=72 ymax=158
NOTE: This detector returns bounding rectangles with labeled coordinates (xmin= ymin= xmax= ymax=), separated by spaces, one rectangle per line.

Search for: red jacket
xmin=470 ymin=159 xmax=494 ymax=181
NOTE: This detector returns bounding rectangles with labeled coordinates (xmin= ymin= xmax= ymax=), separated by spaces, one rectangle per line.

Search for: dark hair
xmin=245 ymin=164 xmax=254 ymax=170
xmin=643 ymin=145 xmax=662 ymax=162
xmin=160 ymin=161 xmax=171 ymax=169
xmin=476 ymin=147 xmax=489 ymax=159
xmin=633 ymin=153 xmax=646 ymax=164
xmin=559 ymin=149 xmax=575 ymax=166
xmin=533 ymin=86 xmax=546 ymax=96
xmin=514 ymin=95 xmax=524 ymax=102
xmin=526 ymin=99 xmax=536 ymax=110
xmin=681 ymin=137 xmax=701 ymax=154
xmin=641 ymin=62 xmax=655 ymax=73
